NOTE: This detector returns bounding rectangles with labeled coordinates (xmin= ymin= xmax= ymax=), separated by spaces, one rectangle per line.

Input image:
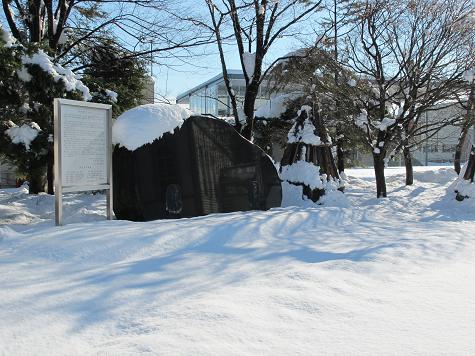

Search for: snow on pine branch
xmin=0 ymin=25 xmax=16 ymax=47
xmin=105 ymin=89 xmax=118 ymax=103
xmin=18 ymin=49 xmax=92 ymax=101
xmin=5 ymin=122 xmax=41 ymax=150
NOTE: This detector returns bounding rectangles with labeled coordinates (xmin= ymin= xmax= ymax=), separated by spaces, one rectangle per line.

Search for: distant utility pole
xmin=150 ymin=41 xmax=153 ymax=76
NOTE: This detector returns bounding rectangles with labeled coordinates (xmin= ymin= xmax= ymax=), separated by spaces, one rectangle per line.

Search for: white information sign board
xmin=54 ymin=99 xmax=113 ymax=226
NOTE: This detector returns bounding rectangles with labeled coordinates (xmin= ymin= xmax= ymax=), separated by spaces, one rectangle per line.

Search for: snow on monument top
xmin=112 ymin=103 xmax=192 ymax=151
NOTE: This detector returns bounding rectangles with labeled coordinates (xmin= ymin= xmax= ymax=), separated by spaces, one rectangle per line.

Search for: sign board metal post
xmin=54 ymin=99 xmax=113 ymax=226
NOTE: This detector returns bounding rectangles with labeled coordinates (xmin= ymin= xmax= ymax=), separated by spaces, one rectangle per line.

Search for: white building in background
xmin=411 ymin=102 xmax=470 ymax=165
xmin=176 ymin=70 xmax=272 ymax=116
xmin=177 ymin=72 xmax=472 ymax=166
xmin=354 ymin=106 xmax=472 ymax=167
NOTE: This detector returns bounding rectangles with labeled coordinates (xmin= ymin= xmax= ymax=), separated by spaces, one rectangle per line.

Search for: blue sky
xmin=149 ymin=1 xmax=324 ymax=100
xmin=153 ymin=39 xmax=298 ymax=97
xmin=151 ymin=36 xmax=304 ymax=101
xmin=1 ymin=2 xmax=320 ymax=101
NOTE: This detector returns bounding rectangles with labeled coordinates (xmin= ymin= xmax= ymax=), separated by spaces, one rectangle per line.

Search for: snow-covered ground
xmin=1 ymin=166 xmax=474 ymax=355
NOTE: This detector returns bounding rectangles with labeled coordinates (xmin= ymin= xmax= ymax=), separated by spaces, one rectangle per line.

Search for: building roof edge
xmin=176 ymin=70 xmax=244 ymax=101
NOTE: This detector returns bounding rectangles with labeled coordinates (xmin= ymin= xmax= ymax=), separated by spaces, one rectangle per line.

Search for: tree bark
xmin=403 ymin=146 xmax=413 ymax=186
xmin=333 ymin=1 xmax=344 ymax=174
xmin=373 ymin=153 xmax=387 ymax=198
xmin=241 ymin=81 xmax=259 ymax=140
xmin=454 ymin=147 xmax=462 ymax=175
xmin=456 ymin=81 xmax=475 ymax=174
xmin=456 ymin=145 xmax=475 ymax=201
xmin=463 ymin=145 xmax=475 ymax=182
xmin=47 ymin=151 xmax=54 ymax=195
xmin=336 ymin=132 xmax=345 ymax=173
xmin=28 ymin=166 xmax=46 ymax=194
xmin=454 ymin=126 xmax=470 ymax=175
xmin=2 ymin=0 xmax=22 ymax=42
xmin=313 ymin=107 xmax=339 ymax=180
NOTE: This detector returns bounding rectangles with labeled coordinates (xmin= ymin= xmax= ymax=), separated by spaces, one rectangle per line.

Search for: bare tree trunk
xmin=454 ymin=126 xmax=470 ymax=175
xmin=241 ymin=81 xmax=259 ymax=140
xmin=403 ymin=146 xmax=413 ymax=185
xmin=28 ymin=166 xmax=46 ymax=194
xmin=336 ymin=146 xmax=345 ymax=173
xmin=47 ymin=150 xmax=54 ymax=195
xmin=456 ymin=145 xmax=475 ymax=201
xmin=336 ymin=129 xmax=345 ymax=173
xmin=456 ymin=81 xmax=475 ymax=174
xmin=454 ymin=148 xmax=462 ymax=175
xmin=463 ymin=145 xmax=475 ymax=182
xmin=333 ymin=0 xmax=344 ymax=174
xmin=373 ymin=153 xmax=387 ymax=198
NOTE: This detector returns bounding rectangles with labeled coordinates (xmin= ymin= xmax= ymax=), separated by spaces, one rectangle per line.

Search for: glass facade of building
xmin=176 ymin=72 xmax=271 ymax=117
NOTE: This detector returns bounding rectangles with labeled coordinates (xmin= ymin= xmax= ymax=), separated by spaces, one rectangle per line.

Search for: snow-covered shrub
xmin=0 ymin=28 xmax=94 ymax=193
xmin=1 ymin=25 xmax=145 ymax=193
xmin=279 ymin=106 xmax=345 ymax=205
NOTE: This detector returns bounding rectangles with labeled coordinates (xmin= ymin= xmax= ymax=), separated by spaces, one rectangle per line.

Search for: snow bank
xmin=1 ymin=167 xmax=475 ymax=355
xmin=281 ymin=180 xmax=348 ymax=208
xmin=450 ymin=162 xmax=475 ymax=202
xmin=5 ymin=122 xmax=41 ymax=150
xmin=413 ymin=167 xmax=457 ymax=184
xmin=453 ymin=179 xmax=475 ymax=200
xmin=280 ymin=181 xmax=308 ymax=207
xmin=280 ymin=161 xmax=323 ymax=190
xmin=317 ymin=189 xmax=349 ymax=207
xmin=112 ymin=103 xmax=192 ymax=151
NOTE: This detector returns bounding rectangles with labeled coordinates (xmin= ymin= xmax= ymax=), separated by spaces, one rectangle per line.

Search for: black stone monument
xmin=113 ymin=116 xmax=282 ymax=221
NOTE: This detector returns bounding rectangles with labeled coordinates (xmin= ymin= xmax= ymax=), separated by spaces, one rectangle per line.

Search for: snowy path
xmin=1 ymin=167 xmax=474 ymax=355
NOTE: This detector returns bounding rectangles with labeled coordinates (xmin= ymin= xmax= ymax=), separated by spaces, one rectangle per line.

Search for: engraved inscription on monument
xmin=60 ymin=105 xmax=108 ymax=187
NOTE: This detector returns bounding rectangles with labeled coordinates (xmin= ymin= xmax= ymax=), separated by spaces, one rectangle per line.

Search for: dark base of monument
xmin=113 ymin=116 xmax=282 ymax=221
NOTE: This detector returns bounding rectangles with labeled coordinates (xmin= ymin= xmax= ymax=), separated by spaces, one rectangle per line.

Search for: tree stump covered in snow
xmin=112 ymin=104 xmax=282 ymax=221
xmin=280 ymin=105 xmax=341 ymax=202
